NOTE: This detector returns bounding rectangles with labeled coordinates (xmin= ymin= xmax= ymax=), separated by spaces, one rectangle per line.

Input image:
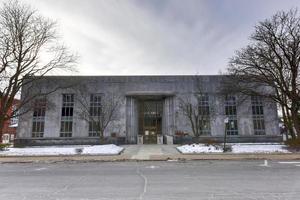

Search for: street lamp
xmin=224 ymin=117 xmax=229 ymax=152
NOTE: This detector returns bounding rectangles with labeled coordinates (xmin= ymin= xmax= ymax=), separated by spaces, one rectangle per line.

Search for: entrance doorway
xmin=139 ymin=100 xmax=163 ymax=144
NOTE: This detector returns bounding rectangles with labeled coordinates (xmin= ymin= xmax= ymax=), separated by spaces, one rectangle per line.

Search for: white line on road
xmin=278 ymin=162 xmax=300 ymax=164
xmin=34 ymin=168 xmax=47 ymax=171
xmin=136 ymin=165 xmax=148 ymax=200
xmin=146 ymin=165 xmax=159 ymax=169
xmin=259 ymin=160 xmax=270 ymax=167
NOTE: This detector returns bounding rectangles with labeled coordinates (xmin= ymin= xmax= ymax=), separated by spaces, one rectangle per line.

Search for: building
xmin=16 ymin=76 xmax=281 ymax=145
xmin=1 ymin=99 xmax=19 ymax=144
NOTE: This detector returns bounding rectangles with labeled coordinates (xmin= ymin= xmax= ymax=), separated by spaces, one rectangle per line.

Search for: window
xmin=225 ymin=95 xmax=238 ymax=135
xmin=2 ymin=134 xmax=10 ymax=143
xmin=251 ymin=96 xmax=265 ymax=135
xmin=89 ymin=121 xmax=100 ymax=137
xmin=198 ymin=94 xmax=211 ymax=135
xmin=32 ymin=98 xmax=47 ymax=138
xmin=89 ymin=94 xmax=101 ymax=116
xmin=9 ymin=105 xmax=18 ymax=127
xmin=89 ymin=94 xmax=102 ymax=137
xmin=60 ymin=94 xmax=74 ymax=137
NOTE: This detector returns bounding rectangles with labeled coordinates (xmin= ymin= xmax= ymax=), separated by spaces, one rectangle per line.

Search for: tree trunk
xmin=0 ymin=119 xmax=4 ymax=143
xmin=281 ymin=103 xmax=296 ymax=139
xmin=194 ymin=116 xmax=199 ymax=138
xmin=189 ymin=115 xmax=196 ymax=137
xmin=0 ymin=128 xmax=3 ymax=144
xmin=291 ymin=109 xmax=300 ymax=139
xmin=99 ymin=130 xmax=104 ymax=144
xmin=286 ymin=113 xmax=295 ymax=139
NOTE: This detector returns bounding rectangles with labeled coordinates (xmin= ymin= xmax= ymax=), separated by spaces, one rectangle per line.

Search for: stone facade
xmin=16 ymin=76 xmax=281 ymax=145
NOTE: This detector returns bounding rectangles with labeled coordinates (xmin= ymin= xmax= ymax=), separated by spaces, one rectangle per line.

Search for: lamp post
xmin=223 ymin=117 xmax=229 ymax=152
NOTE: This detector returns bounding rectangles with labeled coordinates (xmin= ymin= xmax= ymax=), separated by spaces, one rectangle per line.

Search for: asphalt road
xmin=0 ymin=160 xmax=300 ymax=200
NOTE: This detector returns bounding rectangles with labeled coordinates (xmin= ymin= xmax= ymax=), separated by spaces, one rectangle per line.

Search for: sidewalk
xmin=122 ymin=145 xmax=180 ymax=160
xmin=1 ymin=145 xmax=300 ymax=163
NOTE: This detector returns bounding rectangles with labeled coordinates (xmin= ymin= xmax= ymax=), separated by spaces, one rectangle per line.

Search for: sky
xmin=13 ymin=0 xmax=300 ymax=75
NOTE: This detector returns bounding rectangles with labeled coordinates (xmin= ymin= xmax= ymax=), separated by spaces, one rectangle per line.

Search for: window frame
xmin=88 ymin=94 xmax=102 ymax=137
xmin=197 ymin=93 xmax=211 ymax=135
xmin=31 ymin=98 xmax=47 ymax=138
xmin=60 ymin=94 xmax=74 ymax=137
xmin=225 ymin=95 xmax=238 ymax=135
xmin=251 ymin=96 xmax=265 ymax=135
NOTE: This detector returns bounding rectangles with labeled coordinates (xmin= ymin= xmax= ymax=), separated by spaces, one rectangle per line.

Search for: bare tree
xmin=178 ymin=77 xmax=215 ymax=137
xmin=0 ymin=1 xmax=76 ymax=142
xmin=226 ymin=9 xmax=300 ymax=139
xmin=76 ymin=85 xmax=123 ymax=140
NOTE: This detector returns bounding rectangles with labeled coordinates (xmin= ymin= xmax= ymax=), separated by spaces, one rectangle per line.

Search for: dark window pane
xmin=89 ymin=94 xmax=102 ymax=136
xmin=225 ymin=95 xmax=238 ymax=135
xmin=251 ymin=96 xmax=265 ymax=135
xmin=32 ymin=98 xmax=46 ymax=138
xmin=198 ymin=94 xmax=211 ymax=135
xmin=60 ymin=94 xmax=74 ymax=137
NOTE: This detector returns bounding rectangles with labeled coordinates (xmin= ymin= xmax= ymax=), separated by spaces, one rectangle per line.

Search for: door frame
xmin=138 ymin=99 xmax=163 ymax=144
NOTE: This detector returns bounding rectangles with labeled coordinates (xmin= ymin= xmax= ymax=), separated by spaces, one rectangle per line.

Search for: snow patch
xmin=231 ymin=144 xmax=290 ymax=153
xmin=177 ymin=144 xmax=223 ymax=153
xmin=0 ymin=144 xmax=124 ymax=156
xmin=9 ymin=123 xmax=18 ymax=128
xmin=177 ymin=143 xmax=290 ymax=154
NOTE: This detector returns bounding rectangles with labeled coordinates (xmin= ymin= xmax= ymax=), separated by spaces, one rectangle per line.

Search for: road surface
xmin=0 ymin=160 xmax=299 ymax=200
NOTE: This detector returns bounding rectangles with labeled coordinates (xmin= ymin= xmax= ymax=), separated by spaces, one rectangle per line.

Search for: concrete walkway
xmin=122 ymin=145 xmax=180 ymax=160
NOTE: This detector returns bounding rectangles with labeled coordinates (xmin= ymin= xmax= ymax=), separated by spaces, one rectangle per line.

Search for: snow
xmin=82 ymin=145 xmax=124 ymax=155
xmin=0 ymin=144 xmax=124 ymax=156
xmin=8 ymin=123 xmax=18 ymax=128
xmin=177 ymin=144 xmax=223 ymax=153
xmin=231 ymin=144 xmax=290 ymax=153
xmin=177 ymin=143 xmax=290 ymax=154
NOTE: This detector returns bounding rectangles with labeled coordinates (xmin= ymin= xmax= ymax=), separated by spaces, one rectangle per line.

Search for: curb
xmin=1 ymin=153 xmax=300 ymax=164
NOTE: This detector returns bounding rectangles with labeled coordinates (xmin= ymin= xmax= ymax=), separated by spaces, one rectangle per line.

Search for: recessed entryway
xmin=138 ymin=100 xmax=163 ymax=144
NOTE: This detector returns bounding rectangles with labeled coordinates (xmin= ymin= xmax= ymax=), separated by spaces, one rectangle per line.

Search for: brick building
xmin=1 ymin=99 xmax=20 ymax=144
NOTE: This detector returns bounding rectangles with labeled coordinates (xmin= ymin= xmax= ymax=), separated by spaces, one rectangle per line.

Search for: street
xmin=0 ymin=160 xmax=299 ymax=200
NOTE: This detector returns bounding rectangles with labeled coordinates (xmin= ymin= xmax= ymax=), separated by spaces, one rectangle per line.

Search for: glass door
xmin=139 ymin=100 xmax=163 ymax=144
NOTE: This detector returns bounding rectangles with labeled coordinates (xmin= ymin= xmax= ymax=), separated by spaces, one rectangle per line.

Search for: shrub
xmin=111 ymin=132 xmax=117 ymax=137
xmin=13 ymin=143 xmax=26 ymax=148
xmin=0 ymin=143 xmax=10 ymax=151
xmin=223 ymin=145 xmax=232 ymax=152
xmin=201 ymin=138 xmax=227 ymax=151
xmin=175 ymin=130 xmax=185 ymax=136
xmin=75 ymin=147 xmax=83 ymax=154
xmin=202 ymin=138 xmax=219 ymax=147
xmin=285 ymin=138 xmax=300 ymax=151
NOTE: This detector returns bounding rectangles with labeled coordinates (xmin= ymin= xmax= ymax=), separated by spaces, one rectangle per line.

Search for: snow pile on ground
xmin=231 ymin=144 xmax=290 ymax=153
xmin=0 ymin=144 xmax=124 ymax=156
xmin=177 ymin=143 xmax=290 ymax=154
xmin=177 ymin=144 xmax=223 ymax=153
xmin=82 ymin=145 xmax=124 ymax=155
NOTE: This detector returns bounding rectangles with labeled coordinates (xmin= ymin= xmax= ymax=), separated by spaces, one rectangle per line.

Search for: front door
xmin=139 ymin=100 xmax=163 ymax=144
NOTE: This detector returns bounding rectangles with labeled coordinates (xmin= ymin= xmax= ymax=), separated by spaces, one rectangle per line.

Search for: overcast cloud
xmin=15 ymin=0 xmax=300 ymax=75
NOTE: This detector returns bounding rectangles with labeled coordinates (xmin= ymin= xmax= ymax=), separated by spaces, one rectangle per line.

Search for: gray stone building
xmin=16 ymin=76 xmax=281 ymax=145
